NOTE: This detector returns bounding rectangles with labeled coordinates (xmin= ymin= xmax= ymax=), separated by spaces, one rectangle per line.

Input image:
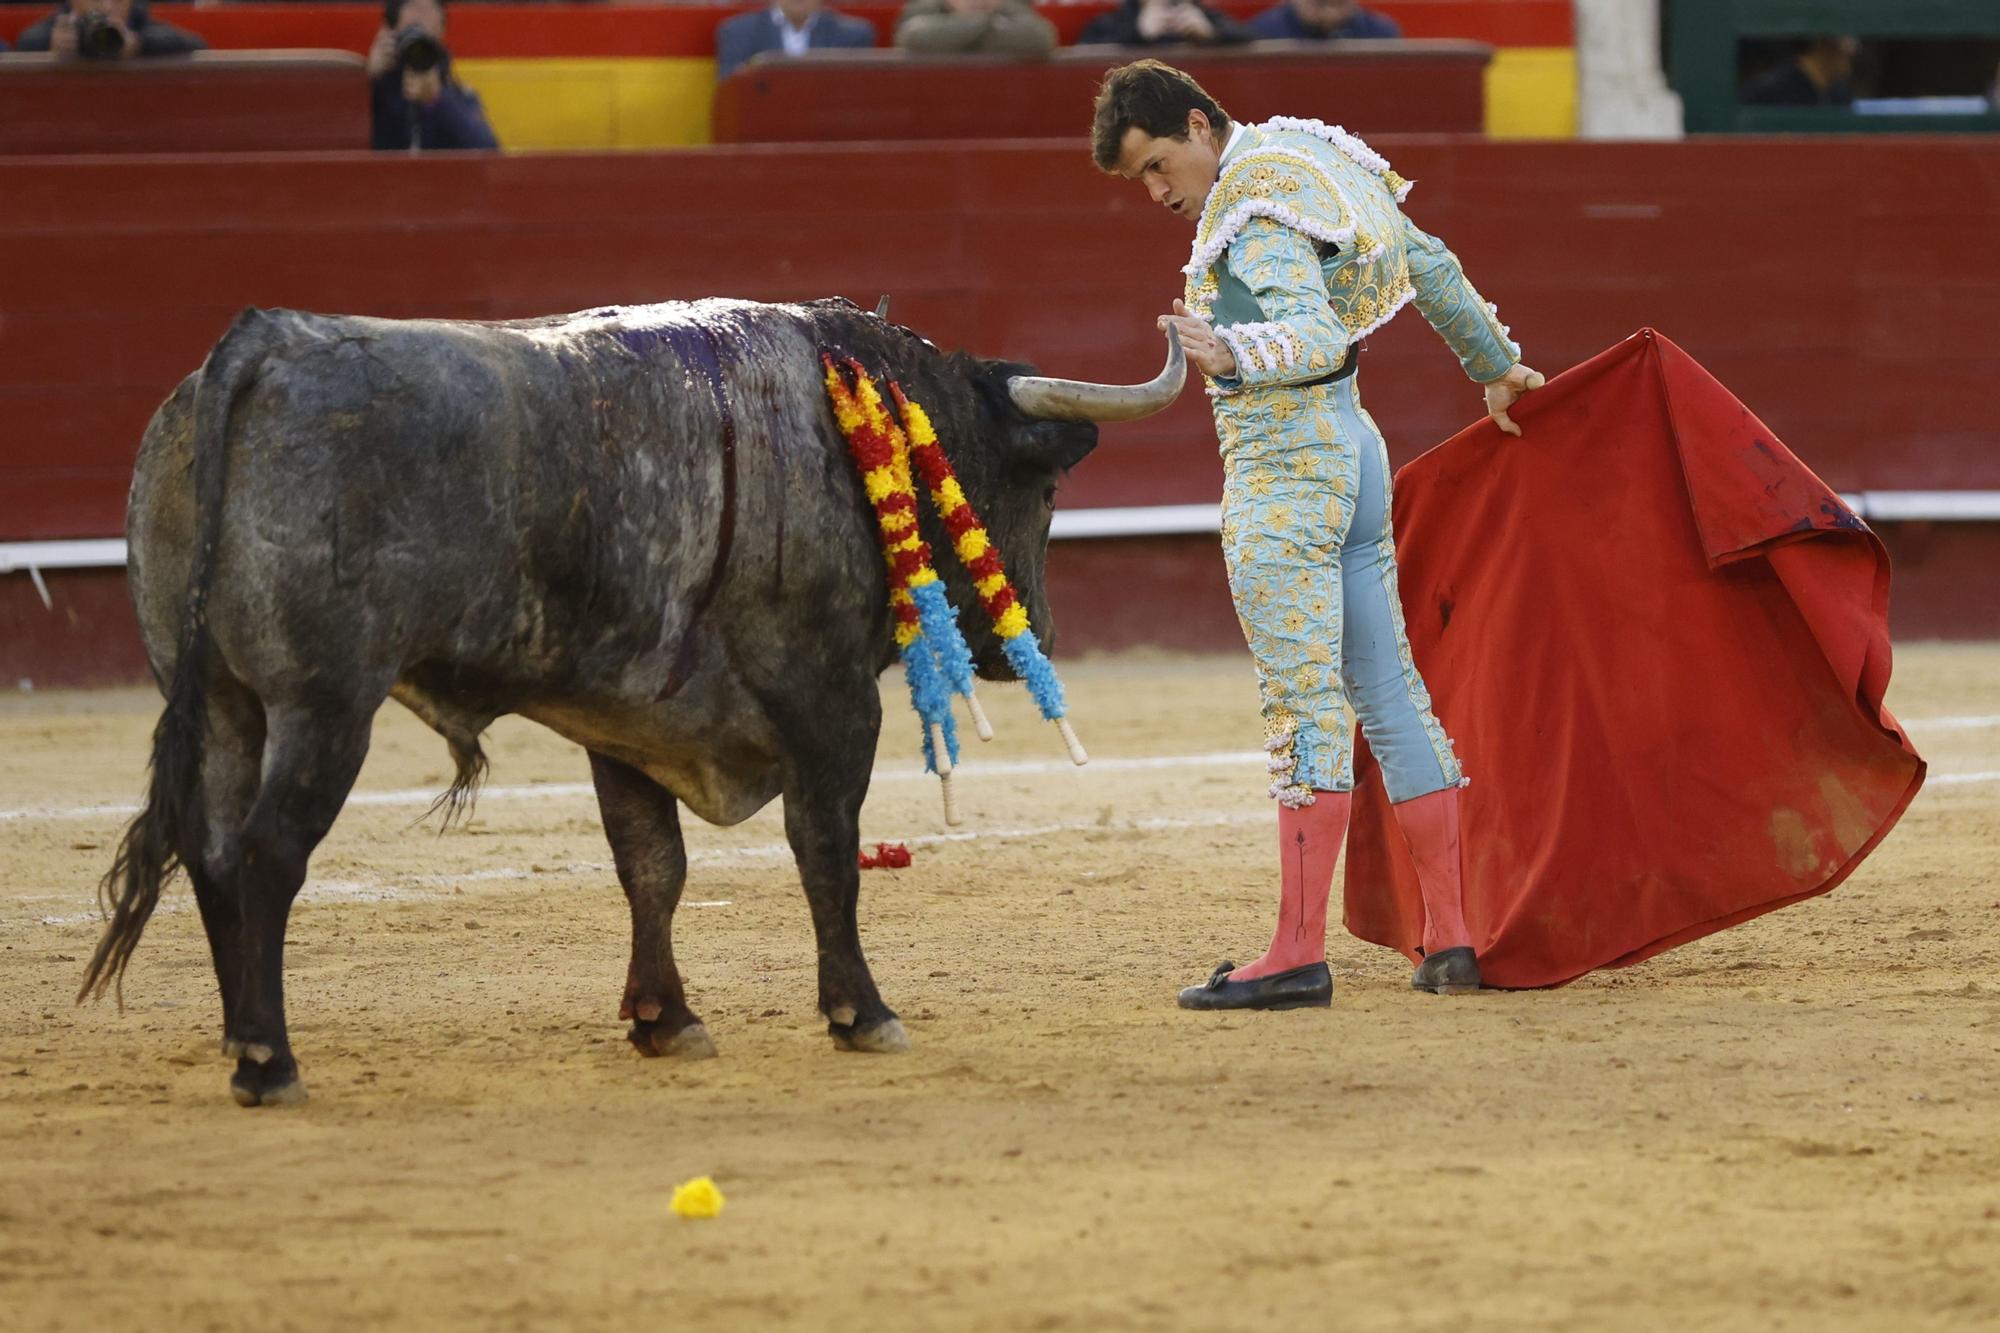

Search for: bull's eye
xmin=1041 ymin=485 xmax=1057 ymax=510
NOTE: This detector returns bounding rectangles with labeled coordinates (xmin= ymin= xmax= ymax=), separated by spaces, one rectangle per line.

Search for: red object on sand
xmin=1343 ymin=330 xmax=1925 ymax=988
xmin=858 ymin=842 xmax=913 ymax=870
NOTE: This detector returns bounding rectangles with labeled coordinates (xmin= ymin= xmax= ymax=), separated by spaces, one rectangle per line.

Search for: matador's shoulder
xmin=1260 ymin=118 xmax=1414 ymax=204
xmin=1182 ymin=120 xmax=1416 ymax=280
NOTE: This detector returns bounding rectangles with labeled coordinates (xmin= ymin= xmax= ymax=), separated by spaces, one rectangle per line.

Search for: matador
xmin=1091 ymin=60 xmax=1544 ymax=1009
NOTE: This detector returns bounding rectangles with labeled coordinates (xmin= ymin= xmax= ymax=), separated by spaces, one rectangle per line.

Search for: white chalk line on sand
xmin=13 ymin=741 xmax=1998 ymax=927
xmin=1911 ymin=714 xmax=2000 ymax=732
xmin=11 ymin=716 xmax=2000 ymax=820
xmin=0 ymin=749 xmax=1269 ymax=824
xmin=16 ymin=809 xmax=1271 ymax=926
xmin=6 ymin=712 xmax=2000 ymax=825
xmin=10 ymin=700 xmax=2000 ymax=828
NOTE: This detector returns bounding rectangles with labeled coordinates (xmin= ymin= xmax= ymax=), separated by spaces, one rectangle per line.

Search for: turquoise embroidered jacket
xmin=1181 ymin=118 xmax=1520 ymax=397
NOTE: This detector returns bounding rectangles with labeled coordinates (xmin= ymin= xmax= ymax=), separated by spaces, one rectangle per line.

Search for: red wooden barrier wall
xmin=0 ymin=53 xmax=367 ymax=155
xmin=4 ymin=136 xmax=1995 ymax=543
xmin=2 ymin=135 xmax=1995 ymax=681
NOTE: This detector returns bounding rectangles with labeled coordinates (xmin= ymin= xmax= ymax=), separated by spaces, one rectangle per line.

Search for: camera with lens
xmin=393 ymin=26 xmax=445 ymax=74
xmin=74 ymin=12 xmax=128 ymax=59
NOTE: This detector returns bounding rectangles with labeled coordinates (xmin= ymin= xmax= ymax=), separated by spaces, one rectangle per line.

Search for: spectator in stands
xmin=12 ymin=0 xmax=206 ymax=60
xmin=1246 ymin=0 xmax=1401 ymax=41
xmin=716 ymin=0 xmax=875 ymax=82
xmin=1739 ymin=34 xmax=1858 ymax=107
xmin=895 ymin=0 xmax=1055 ymax=58
xmin=368 ymin=0 xmax=499 ymax=151
xmin=1077 ymin=0 xmax=1250 ymax=49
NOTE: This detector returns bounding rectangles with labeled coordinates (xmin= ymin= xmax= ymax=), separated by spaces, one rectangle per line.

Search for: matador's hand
xmin=1482 ymin=363 xmax=1545 ymax=437
xmin=1157 ymin=300 xmax=1238 ymax=379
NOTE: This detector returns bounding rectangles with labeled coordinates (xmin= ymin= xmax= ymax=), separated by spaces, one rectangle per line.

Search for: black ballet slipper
xmin=1410 ymin=946 xmax=1483 ymax=995
xmin=1177 ymin=960 xmax=1333 ymax=1011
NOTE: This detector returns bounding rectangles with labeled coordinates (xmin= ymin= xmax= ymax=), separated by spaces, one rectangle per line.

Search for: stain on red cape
xmin=1343 ymin=330 xmax=1925 ymax=988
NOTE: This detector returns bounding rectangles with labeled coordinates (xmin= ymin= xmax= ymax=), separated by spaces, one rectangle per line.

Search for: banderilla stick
xmin=939 ymin=769 xmax=962 ymax=827
xmin=966 ymin=690 xmax=994 ymax=742
xmin=1054 ymin=716 xmax=1088 ymax=766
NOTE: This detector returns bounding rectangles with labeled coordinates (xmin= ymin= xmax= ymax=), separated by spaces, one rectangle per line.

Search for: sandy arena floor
xmin=2 ymin=645 xmax=1997 ymax=1331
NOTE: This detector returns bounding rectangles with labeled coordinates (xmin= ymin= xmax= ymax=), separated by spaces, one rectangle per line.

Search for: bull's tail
xmin=79 ymin=309 xmax=272 ymax=1006
xmin=423 ymin=735 xmax=490 ymax=831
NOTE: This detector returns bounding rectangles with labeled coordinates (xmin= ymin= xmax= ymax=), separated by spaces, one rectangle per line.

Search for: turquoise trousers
xmin=1217 ymin=372 xmax=1464 ymax=806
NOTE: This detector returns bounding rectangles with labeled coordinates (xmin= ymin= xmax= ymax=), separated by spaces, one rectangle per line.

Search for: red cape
xmin=1344 ymin=330 xmax=1926 ymax=988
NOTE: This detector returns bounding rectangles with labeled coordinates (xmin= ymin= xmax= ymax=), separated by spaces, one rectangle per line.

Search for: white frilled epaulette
xmin=1260 ymin=117 xmax=1415 ymax=203
xmin=1181 ymin=121 xmax=1412 ymax=281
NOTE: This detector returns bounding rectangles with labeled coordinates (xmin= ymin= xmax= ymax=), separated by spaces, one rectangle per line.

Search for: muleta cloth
xmin=1342 ymin=330 xmax=1926 ymax=988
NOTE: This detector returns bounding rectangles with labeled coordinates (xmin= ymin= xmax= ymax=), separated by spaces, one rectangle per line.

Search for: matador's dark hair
xmin=1090 ymin=60 xmax=1232 ymax=173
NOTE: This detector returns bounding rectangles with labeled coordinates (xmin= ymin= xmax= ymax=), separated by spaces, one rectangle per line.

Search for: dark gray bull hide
xmin=84 ymin=296 xmax=1184 ymax=1107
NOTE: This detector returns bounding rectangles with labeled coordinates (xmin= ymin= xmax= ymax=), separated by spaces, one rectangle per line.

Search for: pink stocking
xmin=1229 ymin=792 xmax=1351 ymax=982
xmin=1392 ymin=785 xmax=1473 ymax=955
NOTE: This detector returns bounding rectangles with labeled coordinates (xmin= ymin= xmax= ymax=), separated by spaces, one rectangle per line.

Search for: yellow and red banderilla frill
xmin=821 ymin=354 xmax=1085 ymax=825
xmin=893 ymin=383 xmax=1085 ymax=765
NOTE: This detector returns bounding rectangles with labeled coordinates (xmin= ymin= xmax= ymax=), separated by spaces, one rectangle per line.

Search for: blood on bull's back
xmin=137 ymin=308 xmax=763 ymax=704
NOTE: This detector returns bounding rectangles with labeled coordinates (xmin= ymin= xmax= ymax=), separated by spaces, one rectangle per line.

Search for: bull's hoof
xmin=228 ymin=1050 xmax=307 ymax=1108
xmin=629 ymin=1020 xmax=717 ymax=1060
xmin=829 ymin=1017 xmax=910 ymax=1054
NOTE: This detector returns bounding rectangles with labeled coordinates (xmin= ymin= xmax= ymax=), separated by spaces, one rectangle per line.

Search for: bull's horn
xmin=874 ymin=295 xmax=891 ymax=320
xmin=1006 ymin=325 xmax=1185 ymax=423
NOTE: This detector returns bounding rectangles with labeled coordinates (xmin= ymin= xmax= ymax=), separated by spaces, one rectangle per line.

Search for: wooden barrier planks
xmin=2 ymin=137 xmax=1996 ymax=543
xmin=0 ymin=52 xmax=369 ymax=155
xmin=712 ymin=42 xmax=1492 ymax=142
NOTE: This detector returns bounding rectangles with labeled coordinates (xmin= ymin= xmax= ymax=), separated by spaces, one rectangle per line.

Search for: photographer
xmin=368 ymin=0 xmax=499 ymax=152
xmin=13 ymin=0 xmax=207 ymax=61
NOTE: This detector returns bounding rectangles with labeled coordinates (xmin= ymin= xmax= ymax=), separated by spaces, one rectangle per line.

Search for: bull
xmin=81 ymin=297 xmax=1184 ymax=1107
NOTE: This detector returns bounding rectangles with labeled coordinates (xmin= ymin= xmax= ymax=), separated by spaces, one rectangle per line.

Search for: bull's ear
xmin=1017 ymin=419 xmax=1099 ymax=475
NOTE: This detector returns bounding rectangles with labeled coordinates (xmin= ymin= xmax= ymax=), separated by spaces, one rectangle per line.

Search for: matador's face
xmin=1114 ymin=109 xmax=1225 ymax=227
